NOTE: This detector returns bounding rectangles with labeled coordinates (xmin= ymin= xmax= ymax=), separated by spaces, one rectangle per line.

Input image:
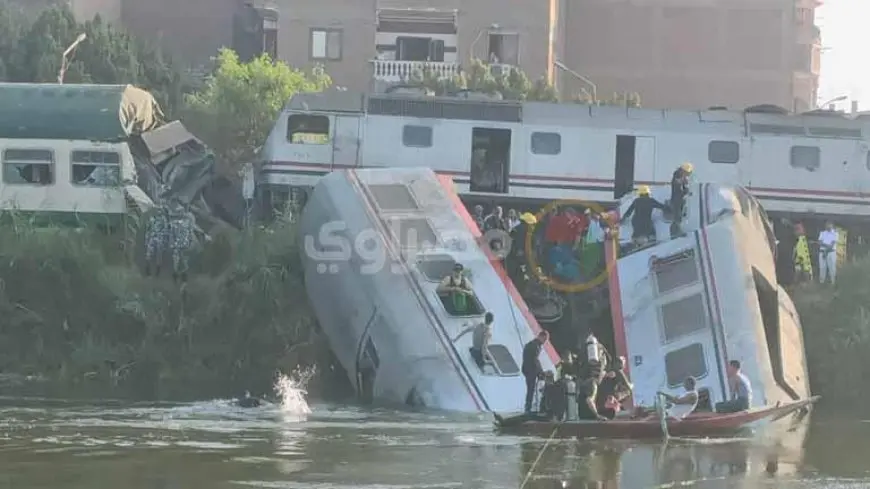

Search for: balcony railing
xmin=372 ymin=60 xmax=460 ymax=83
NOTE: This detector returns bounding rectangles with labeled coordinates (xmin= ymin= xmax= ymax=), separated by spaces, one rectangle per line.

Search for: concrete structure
xmin=66 ymin=0 xmax=821 ymax=111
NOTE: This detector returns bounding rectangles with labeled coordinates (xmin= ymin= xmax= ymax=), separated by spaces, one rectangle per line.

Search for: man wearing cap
xmin=438 ymin=263 xmax=474 ymax=314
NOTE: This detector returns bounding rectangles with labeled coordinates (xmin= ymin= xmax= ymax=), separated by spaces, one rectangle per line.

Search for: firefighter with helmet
xmin=670 ymin=162 xmax=693 ymax=237
xmin=620 ymin=185 xmax=666 ymax=247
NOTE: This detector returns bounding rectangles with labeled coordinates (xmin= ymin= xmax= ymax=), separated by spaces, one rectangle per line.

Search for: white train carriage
xmin=299 ymin=167 xmax=559 ymax=412
xmin=260 ymin=91 xmax=870 ymax=220
xmin=610 ymin=183 xmax=810 ymax=412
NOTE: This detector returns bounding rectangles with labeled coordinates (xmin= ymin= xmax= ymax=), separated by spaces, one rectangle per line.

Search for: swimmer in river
xmin=235 ymin=391 xmax=263 ymax=408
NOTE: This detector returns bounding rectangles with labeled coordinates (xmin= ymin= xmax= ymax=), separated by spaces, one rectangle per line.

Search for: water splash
xmin=273 ymin=367 xmax=314 ymax=421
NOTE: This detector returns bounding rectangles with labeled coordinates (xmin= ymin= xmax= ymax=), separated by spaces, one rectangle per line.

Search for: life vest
xmin=448 ymin=275 xmax=470 ymax=311
xmin=837 ymin=226 xmax=848 ymax=265
xmin=793 ymin=235 xmax=813 ymax=279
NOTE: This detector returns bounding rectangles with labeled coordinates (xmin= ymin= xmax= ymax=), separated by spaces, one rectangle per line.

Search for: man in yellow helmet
xmin=670 ymin=162 xmax=693 ymax=237
xmin=620 ymin=185 xmax=666 ymax=246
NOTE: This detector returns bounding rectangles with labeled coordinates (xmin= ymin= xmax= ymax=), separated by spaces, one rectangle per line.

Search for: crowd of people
xmin=517 ymin=330 xmax=754 ymax=422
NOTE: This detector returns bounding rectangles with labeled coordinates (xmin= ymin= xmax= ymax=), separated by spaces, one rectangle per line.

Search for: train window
xmin=659 ymin=293 xmax=707 ymax=342
xmin=789 ymin=145 xmax=820 ymax=171
xmin=385 ymin=217 xmax=439 ymax=251
xmin=480 ymin=344 xmax=520 ymax=376
xmin=866 ymin=151 xmax=870 ymax=171
xmin=368 ymin=183 xmax=419 ymax=211
xmin=2 ymin=149 xmax=54 ymax=185
xmin=417 ymin=254 xmax=458 ymax=282
xmin=665 ymin=343 xmax=708 ymax=387
xmin=530 ymin=132 xmax=561 ymax=155
xmin=437 ymin=287 xmax=486 ymax=316
xmin=287 ymin=114 xmax=330 ymax=144
xmin=402 ymin=125 xmax=433 ymax=148
xmin=653 ymin=250 xmax=699 ymax=295
xmin=708 ymin=141 xmax=739 ymax=164
xmin=71 ymin=150 xmax=121 ymax=187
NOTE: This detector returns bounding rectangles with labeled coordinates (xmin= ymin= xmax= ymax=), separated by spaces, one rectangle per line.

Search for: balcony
xmin=372 ymin=60 xmax=460 ymax=83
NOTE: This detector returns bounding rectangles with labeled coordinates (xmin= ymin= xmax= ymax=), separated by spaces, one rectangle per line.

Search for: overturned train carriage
xmin=611 ymin=183 xmax=811 ymax=411
xmin=299 ymin=168 xmax=558 ymax=412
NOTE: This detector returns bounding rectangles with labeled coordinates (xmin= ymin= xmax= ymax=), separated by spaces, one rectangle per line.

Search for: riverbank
xmin=791 ymin=257 xmax=870 ymax=408
xmin=0 ymin=214 xmax=345 ymax=401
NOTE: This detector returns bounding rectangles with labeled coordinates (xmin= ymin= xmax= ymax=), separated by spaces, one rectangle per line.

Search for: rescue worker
xmin=472 ymin=205 xmax=486 ymax=231
xmin=793 ymin=222 xmax=813 ymax=283
xmin=522 ymin=331 xmax=549 ymax=413
xmin=539 ymin=371 xmax=566 ymax=420
xmin=580 ymin=209 xmax=606 ymax=277
xmin=576 ymin=333 xmax=609 ymax=421
xmin=507 ymin=212 xmax=537 ymax=279
xmin=620 ymin=185 xmax=666 ymax=247
xmin=144 ymin=204 xmax=169 ymax=277
xmin=657 ymin=376 xmax=699 ymax=420
xmin=818 ymin=221 xmax=839 ymax=285
xmin=168 ymin=199 xmax=196 ymax=283
xmin=597 ymin=356 xmax=633 ymax=419
xmin=670 ymin=162 xmax=693 ymax=237
xmin=437 ymin=263 xmax=474 ymax=314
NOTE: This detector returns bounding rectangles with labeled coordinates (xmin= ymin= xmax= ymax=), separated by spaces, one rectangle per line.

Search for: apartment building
xmin=66 ymin=0 xmax=820 ymax=111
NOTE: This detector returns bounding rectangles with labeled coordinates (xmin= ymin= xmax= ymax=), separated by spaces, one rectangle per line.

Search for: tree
xmin=411 ymin=58 xmax=640 ymax=106
xmin=0 ymin=3 xmax=183 ymax=114
xmin=182 ymin=48 xmax=331 ymax=175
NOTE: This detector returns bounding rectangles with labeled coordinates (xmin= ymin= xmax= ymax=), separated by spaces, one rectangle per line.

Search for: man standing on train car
xmin=522 ymin=331 xmax=549 ymax=413
xmin=818 ymin=221 xmax=839 ymax=285
xmin=620 ymin=186 xmax=666 ymax=246
xmin=670 ymin=162 xmax=693 ymax=236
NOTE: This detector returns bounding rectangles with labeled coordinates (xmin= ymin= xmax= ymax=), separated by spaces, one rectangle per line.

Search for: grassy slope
xmin=0 ymin=214 xmax=340 ymax=400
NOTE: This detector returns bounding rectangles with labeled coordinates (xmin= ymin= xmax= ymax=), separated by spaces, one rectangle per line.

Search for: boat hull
xmin=494 ymin=397 xmax=818 ymax=439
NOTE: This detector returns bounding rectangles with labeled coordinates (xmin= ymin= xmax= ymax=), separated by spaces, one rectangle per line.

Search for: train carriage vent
xmin=367 ymin=95 xmax=522 ymax=123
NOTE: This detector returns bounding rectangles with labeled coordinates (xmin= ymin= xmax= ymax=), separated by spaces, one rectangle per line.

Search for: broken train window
xmin=2 ymin=149 xmax=55 ymax=185
xmin=71 ymin=150 xmax=121 ymax=187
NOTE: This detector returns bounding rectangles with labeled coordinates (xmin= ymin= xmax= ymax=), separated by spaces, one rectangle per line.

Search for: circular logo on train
xmin=523 ymin=199 xmax=617 ymax=293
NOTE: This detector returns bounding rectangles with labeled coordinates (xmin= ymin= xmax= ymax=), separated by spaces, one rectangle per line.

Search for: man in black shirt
xmin=621 ymin=185 xmax=666 ymax=245
xmin=522 ymin=331 xmax=549 ymax=413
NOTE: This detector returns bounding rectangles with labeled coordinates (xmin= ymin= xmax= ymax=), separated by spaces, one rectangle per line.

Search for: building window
xmin=790 ymin=145 xmax=820 ymax=171
xmin=396 ymin=37 xmax=444 ymax=62
xmin=287 ymin=114 xmax=330 ymax=144
xmin=71 ymin=150 xmax=121 ymax=187
xmin=660 ymin=293 xmax=708 ymax=342
xmin=2 ymin=149 xmax=54 ymax=185
xmin=708 ymin=141 xmax=739 ymax=164
xmin=531 ymin=132 xmax=561 ymax=155
xmin=665 ymin=343 xmax=708 ymax=387
xmin=487 ymin=33 xmax=519 ymax=65
xmin=402 ymin=125 xmax=433 ymax=148
xmin=310 ymin=28 xmax=342 ymax=60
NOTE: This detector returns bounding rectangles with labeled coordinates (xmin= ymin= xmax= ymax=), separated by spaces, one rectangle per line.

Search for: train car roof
xmin=283 ymin=91 xmax=870 ymax=139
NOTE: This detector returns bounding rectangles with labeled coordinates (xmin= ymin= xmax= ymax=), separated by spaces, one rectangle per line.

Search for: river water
xmin=1 ymin=378 xmax=869 ymax=489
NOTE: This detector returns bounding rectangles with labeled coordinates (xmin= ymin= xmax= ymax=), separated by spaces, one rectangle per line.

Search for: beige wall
xmin=561 ymin=1 xmax=817 ymax=110
xmin=278 ymin=0 xmax=377 ymax=92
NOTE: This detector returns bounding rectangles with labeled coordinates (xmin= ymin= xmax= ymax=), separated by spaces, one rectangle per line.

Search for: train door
xmin=614 ymin=135 xmax=656 ymax=199
xmin=470 ymin=127 xmax=511 ymax=194
xmin=332 ymin=115 xmax=362 ymax=169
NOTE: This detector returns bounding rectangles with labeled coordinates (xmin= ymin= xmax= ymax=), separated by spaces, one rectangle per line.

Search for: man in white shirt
xmin=453 ymin=312 xmax=494 ymax=368
xmin=818 ymin=221 xmax=839 ymax=285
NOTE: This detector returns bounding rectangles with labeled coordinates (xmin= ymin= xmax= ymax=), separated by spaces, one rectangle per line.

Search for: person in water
xmin=715 ymin=360 xmax=753 ymax=413
xmin=453 ymin=311 xmax=494 ymax=368
xmin=438 ymin=263 xmax=473 ymax=314
xmin=658 ymin=376 xmax=699 ymax=420
xmin=522 ymin=331 xmax=549 ymax=413
xmin=621 ymin=185 xmax=666 ymax=246
xmin=235 ymin=391 xmax=263 ymax=408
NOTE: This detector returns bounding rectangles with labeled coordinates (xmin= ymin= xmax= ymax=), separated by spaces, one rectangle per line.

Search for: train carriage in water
xmin=299 ymin=166 xmax=811 ymax=413
xmin=260 ymin=91 xmax=870 ymax=271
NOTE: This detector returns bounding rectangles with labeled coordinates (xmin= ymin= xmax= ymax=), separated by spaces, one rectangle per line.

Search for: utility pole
xmin=58 ymin=33 xmax=87 ymax=84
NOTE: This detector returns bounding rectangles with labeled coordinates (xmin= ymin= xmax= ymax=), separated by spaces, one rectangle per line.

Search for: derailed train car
xmin=299 ymin=167 xmax=559 ymax=412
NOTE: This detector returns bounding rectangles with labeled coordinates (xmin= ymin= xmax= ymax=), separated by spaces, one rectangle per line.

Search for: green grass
xmin=0 ymin=211 xmax=339 ymax=400
xmin=791 ymin=257 xmax=870 ymax=407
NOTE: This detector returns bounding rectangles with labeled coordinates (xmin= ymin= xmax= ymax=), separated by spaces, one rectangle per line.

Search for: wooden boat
xmin=494 ymin=396 xmax=819 ymax=439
